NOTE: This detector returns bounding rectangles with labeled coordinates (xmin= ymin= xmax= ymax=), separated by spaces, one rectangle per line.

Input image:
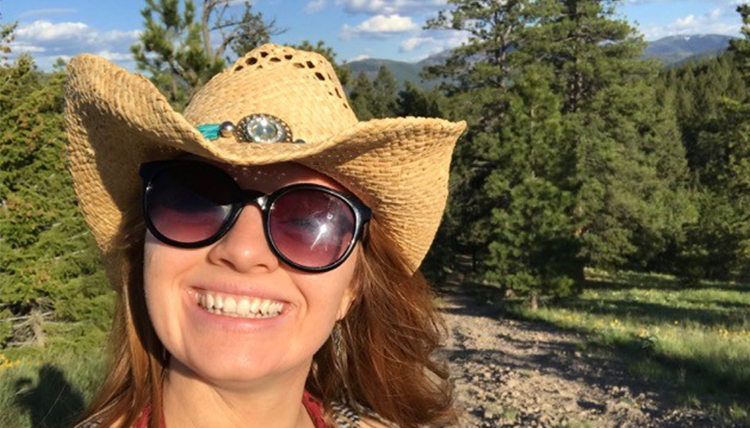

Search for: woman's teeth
xmin=195 ymin=291 xmax=284 ymax=319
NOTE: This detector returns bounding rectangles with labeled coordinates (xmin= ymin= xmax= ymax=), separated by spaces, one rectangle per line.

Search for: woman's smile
xmin=182 ymin=286 xmax=295 ymax=335
xmin=195 ymin=291 xmax=286 ymax=318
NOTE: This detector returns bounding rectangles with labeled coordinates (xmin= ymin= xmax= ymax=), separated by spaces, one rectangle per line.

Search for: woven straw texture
xmin=64 ymin=43 xmax=466 ymax=288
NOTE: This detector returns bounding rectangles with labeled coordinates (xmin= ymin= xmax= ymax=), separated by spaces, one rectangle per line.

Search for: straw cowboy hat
xmin=64 ymin=43 xmax=466 ymax=288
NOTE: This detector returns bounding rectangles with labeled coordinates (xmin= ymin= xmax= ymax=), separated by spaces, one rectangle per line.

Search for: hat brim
xmin=64 ymin=54 xmax=466 ymax=281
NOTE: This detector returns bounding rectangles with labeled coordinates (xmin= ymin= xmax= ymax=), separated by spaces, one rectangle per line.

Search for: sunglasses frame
xmin=139 ymin=159 xmax=372 ymax=273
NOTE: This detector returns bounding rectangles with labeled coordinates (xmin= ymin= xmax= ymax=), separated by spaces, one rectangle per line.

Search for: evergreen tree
xmin=222 ymin=1 xmax=285 ymax=57
xmin=131 ymin=0 xmax=221 ymax=111
xmin=522 ymin=0 xmax=693 ymax=269
xmin=425 ymin=0 xmax=693 ymax=302
xmin=483 ymin=65 xmax=581 ymax=307
xmin=370 ymin=66 xmax=399 ymax=118
xmin=132 ymin=0 xmax=281 ymax=111
xmin=423 ymin=0 xmax=528 ymax=283
xmin=0 ymin=55 xmax=111 ymax=346
xmin=730 ymin=3 xmax=750 ymax=84
xmin=661 ymin=54 xmax=747 ymax=175
xmin=349 ymin=72 xmax=375 ymax=120
xmin=673 ymin=5 xmax=750 ymax=280
xmin=397 ymin=81 xmax=443 ymax=118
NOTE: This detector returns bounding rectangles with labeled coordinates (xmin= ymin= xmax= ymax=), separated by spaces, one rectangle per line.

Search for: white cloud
xmin=305 ymin=0 xmax=326 ymax=13
xmin=401 ymin=36 xmax=435 ymax=51
xmin=10 ymin=44 xmax=47 ymax=53
xmin=358 ymin=14 xmax=417 ymax=31
xmin=341 ymin=14 xmax=418 ymax=39
xmin=19 ymin=8 xmax=77 ymax=18
xmin=399 ymin=29 xmax=469 ymax=55
xmin=335 ymin=0 xmax=447 ymax=16
xmin=349 ymin=54 xmax=370 ymax=61
xmin=95 ymin=50 xmax=134 ymax=61
xmin=8 ymin=20 xmax=140 ymax=70
xmin=16 ymin=21 xmax=90 ymax=41
xmin=638 ymin=7 xmax=741 ymax=40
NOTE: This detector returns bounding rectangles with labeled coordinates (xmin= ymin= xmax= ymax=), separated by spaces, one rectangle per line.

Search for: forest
xmin=2 ymin=0 xmax=750 ymax=426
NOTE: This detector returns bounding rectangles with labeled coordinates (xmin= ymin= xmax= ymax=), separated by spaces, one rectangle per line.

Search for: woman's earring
xmin=333 ymin=321 xmax=344 ymax=361
xmin=332 ymin=321 xmax=355 ymax=407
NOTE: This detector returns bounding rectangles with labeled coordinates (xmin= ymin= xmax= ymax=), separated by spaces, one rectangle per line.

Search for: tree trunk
xmin=529 ymin=291 xmax=539 ymax=311
xmin=202 ymin=0 xmax=214 ymax=59
xmin=30 ymin=305 xmax=44 ymax=347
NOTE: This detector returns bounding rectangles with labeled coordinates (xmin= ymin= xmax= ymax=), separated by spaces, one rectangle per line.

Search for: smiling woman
xmin=64 ymin=43 xmax=466 ymax=428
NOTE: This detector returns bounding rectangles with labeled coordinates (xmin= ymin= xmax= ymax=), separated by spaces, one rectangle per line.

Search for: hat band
xmin=197 ymin=114 xmax=304 ymax=144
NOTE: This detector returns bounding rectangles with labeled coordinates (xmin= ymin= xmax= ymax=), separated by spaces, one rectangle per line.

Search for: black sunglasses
xmin=139 ymin=160 xmax=372 ymax=272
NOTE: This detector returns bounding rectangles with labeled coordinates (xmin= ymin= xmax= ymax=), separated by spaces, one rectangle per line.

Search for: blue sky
xmin=0 ymin=0 xmax=746 ymax=71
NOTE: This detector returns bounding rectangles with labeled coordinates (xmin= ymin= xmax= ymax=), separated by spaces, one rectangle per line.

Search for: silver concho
xmin=236 ymin=114 xmax=293 ymax=144
xmin=219 ymin=121 xmax=236 ymax=138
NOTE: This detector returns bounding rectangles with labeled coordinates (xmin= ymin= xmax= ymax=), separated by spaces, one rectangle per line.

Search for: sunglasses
xmin=139 ymin=160 xmax=372 ymax=272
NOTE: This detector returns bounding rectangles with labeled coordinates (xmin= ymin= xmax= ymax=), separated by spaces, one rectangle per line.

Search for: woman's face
xmin=143 ymin=160 xmax=359 ymax=388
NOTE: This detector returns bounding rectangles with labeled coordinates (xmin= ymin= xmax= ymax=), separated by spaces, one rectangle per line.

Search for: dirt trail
xmin=434 ymin=284 xmax=737 ymax=428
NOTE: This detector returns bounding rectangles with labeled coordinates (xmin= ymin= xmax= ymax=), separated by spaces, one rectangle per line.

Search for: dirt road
xmin=435 ymin=285 xmax=738 ymax=428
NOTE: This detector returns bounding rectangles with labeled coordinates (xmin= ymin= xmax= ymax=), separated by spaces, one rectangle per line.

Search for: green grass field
xmin=502 ymin=269 xmax=750 ymax=424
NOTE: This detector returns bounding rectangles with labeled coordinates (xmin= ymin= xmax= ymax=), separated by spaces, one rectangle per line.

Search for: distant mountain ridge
xmin=643 ymin=34 xmax=735 ymax=65
xmin=343 ymin=34 xmax=736 ymax=90
xmin=345 ymin=58 xmax=432 ymax=90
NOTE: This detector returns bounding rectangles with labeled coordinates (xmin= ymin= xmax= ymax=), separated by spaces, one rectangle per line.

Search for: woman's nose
xmin=206 ymin=206 xmax=280 ymax=273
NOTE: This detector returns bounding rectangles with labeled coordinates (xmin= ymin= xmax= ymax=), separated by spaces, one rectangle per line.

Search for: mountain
xmin=343 ymin=34 xmax=737 ymax=90
xmin=344 ymin=58 xmax=436 ymax=90
xmin=643 ymin=34 xmax=735 ymax=65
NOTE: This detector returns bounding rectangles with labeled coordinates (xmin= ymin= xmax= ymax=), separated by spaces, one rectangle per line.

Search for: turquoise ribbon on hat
xmin=197 ymin=124 xmax=222 ymax=140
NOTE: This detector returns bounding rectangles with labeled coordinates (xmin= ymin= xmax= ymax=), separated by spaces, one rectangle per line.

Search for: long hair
xmin=75 ymin=212 xmax=456 ymax=428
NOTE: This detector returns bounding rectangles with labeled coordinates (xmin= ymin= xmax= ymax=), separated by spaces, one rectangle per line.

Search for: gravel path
xmin=434 ymin=284 xmax=739 ymax=428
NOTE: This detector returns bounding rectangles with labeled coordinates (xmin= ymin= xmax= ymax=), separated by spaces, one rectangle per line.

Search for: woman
xmin=65 ymin=44 xmax=466 ymax=428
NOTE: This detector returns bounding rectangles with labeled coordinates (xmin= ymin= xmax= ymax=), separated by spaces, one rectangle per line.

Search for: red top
xmin=135 ymin=391 xmax=327 ymax=428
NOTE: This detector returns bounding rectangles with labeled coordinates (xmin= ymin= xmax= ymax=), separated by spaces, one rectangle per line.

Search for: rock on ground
xmin=434 ymin=284 xmax=739 ymax=428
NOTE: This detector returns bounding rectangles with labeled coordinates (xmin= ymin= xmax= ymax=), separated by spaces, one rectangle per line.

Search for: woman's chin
xmin=175 ymin=348 xmax=290 ymax=385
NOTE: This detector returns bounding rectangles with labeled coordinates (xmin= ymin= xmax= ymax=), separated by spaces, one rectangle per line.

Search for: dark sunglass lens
xmin=269 ymin=189 xmax=356 ymax=268
xmin=147 ymin=164 xmax=238 ymax=244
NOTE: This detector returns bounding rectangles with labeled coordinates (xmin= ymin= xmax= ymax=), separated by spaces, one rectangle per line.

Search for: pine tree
xmin=397 ymin=81 xmax=443 ymax=117
xmin=221 ymin=1 xmax=285 ymax=57
xmin=522 ymin=0 xmax=694 ymax=269
xmin=131 ymin=0 xmax=220 ymax=111
xmin=423 ymin=0 xmax=528 ymax=281
xmin=731 ymin=4 xmax=750 ymax=83
xmin=482 ymin=65 xmax=581 ymax=307
xmin=0 ymin=55 xmax=111 ymax=346
xmin=425 ymin=0 xmax=693 ymax=302
xmin=370 ymin=66 xmax=399 ymax=118
xmin=132 ymin=0 xmax=282 ymax=111
xmin=349 ymin=72 xmax=375 ymax=120
xmin=674 ymin=5 xmax=750 ymax=280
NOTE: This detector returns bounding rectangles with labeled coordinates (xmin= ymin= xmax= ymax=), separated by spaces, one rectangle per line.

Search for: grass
xmin=0 ymin=329 xmax=108 ymax=428
xmin=490 ymin=269 xmax=750 ymax=425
